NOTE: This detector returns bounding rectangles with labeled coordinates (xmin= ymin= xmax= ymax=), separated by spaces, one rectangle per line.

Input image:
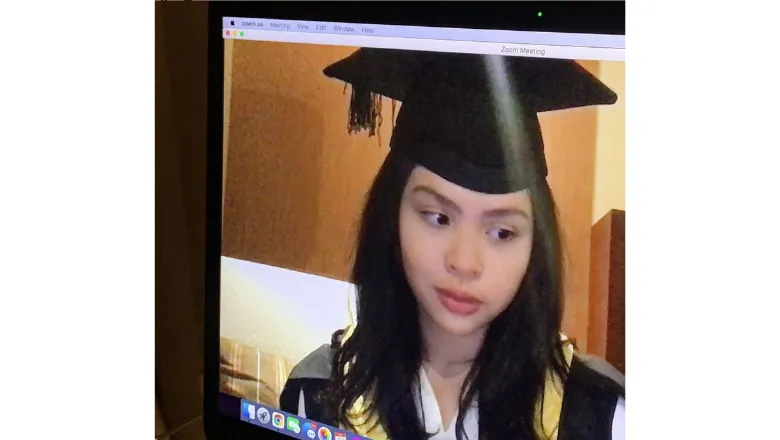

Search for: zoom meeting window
xmin=219 ymin=16 xmax=625 ymax=440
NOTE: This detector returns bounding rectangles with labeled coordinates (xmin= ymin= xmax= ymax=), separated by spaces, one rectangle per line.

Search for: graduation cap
xmin=324 ymin=48 xmax=618 ymax=194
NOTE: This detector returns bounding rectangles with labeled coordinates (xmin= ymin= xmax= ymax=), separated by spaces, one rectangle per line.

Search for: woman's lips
xmin=435 ymin=288 xmax=482 ymax=316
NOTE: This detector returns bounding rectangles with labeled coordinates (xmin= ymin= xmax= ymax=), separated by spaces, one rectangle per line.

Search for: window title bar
xmin=222 ymin=16 xmax=625 ymax=50
xmin=223 ymin=29 xmax=624 ymax=62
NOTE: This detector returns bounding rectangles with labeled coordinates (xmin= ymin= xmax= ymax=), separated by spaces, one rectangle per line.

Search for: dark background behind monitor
xmin=156 ymin=3 xmax=208 ymax=440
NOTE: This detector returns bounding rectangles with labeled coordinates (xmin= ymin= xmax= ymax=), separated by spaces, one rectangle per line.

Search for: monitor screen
xmin=214 ymin=11 xmax=624 ymax=440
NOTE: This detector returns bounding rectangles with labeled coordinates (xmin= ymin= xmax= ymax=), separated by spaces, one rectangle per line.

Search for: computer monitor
xmin=205 ymin=3 xmax=625 ymax=440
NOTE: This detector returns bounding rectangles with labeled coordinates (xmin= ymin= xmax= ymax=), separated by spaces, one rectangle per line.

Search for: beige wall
xmin=537 ymin=60 xmax=601 ymax=348
xmin=592 ymin=61 xmax=626 ymax=223
xmin=222 ymin=41 xmax=395 ymax=281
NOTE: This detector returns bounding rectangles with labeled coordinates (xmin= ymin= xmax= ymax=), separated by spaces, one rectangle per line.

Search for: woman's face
xmin=399 ymin=165 xmax=535 ymax=337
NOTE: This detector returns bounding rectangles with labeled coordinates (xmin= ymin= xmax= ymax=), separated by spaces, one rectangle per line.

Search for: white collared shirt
xmin=413 ymin=366 xmax=480 ymax=440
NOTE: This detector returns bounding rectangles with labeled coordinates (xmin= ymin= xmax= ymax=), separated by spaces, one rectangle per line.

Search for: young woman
xmin=279 ymin=49 xmax=625 ymax=440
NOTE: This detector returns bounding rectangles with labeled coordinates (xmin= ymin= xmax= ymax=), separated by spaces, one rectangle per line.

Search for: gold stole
xmin=339 ymin=325 xmax=574 ymax=440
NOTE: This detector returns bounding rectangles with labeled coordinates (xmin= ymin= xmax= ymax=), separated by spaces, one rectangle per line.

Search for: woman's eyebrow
xmin=412 ymin=185 xmax=529 ymax=220
xmin=412 ymin=185 xmax=461 ymax=213
xmin=483 ymin=207 xmax=529 ymax=220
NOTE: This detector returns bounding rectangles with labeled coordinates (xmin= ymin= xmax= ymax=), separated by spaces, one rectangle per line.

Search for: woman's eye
xmin=422 ymin=212 xmax=450 ymax=227
xmin=488 ymin=227 xmax=517 ymax=241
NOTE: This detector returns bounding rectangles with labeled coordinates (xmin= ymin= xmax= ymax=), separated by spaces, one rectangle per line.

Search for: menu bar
xmin=223 ymin=28 xmax=625 ymax=62
xmin=222 ymin=16 xmax=625 ymax=50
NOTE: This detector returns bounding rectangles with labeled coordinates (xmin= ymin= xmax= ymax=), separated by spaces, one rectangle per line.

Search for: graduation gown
xmin=280 ymin=329 xmax=625 ymax=440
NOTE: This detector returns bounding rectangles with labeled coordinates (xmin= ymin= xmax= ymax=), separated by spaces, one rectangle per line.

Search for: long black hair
xmin=325 ymin=149 xmax=569 ymax=440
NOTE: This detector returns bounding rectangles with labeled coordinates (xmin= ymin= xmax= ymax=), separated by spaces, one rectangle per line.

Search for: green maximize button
xmin=240 ymin=31 xmax=245 ymax=37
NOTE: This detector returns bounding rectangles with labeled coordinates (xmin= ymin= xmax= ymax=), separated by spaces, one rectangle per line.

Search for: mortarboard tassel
xmin=391 ymin=99 xmax=397 ymax=129
xmin=376 ymin=95 xmax=383 ymax=148
xmin=345 ymin=83 xmax=382 ymax=137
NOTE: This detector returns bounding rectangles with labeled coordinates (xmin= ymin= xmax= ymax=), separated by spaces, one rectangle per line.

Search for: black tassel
xmin=391 ymin=99 xmax=397 ymax=128
xmin=345 ymin=83 xmax=382 ymax=137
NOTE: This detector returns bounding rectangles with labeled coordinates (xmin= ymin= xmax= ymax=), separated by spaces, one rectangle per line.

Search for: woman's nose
xmin=445 ymin=230 xmax=483 ymax=279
